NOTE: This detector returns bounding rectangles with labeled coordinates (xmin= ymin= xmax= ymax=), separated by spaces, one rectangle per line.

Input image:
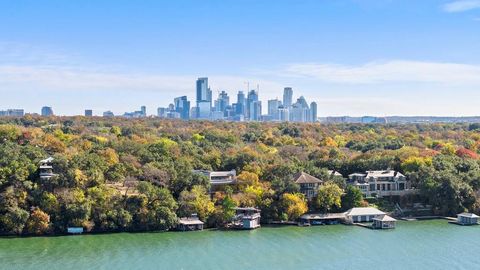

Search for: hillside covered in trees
xmin=1 ymin=116 xmax=480 ymax=235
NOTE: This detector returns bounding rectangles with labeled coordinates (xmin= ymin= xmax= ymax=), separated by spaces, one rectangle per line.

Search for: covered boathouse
xmin=456 ymin=213 xmax=479 ymax=226
xmin=372 ymin=215 xmax=397 ymax=229
xmin=176 ymin=215 xmax=204 ymax=231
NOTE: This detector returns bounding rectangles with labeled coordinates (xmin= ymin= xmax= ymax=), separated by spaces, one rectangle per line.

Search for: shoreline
xmin=0 ymin=216 xmax=462 ymax=239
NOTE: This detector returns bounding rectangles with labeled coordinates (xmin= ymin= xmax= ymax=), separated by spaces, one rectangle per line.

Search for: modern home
xmin=232 ymin=207 xmax=261 ymax=230
xmin=193 ymin=169 xmax=237 ymax=193
xmin=293 ymin=172 xmax=323 ymax=200
xmin=372 ymin=215 xmax=397 ymax=229
xmin=456 ymin=213 xmax=479 ymax=226
xmin=347 ymin=170 xmax=413 ymax=198
xmin=39 ymin=157 xmax=55 ymax=181
xmin=177 ymin=214 xmax=204 ymax=231
xmin=344 ymin=207 xmax=386 ymax=223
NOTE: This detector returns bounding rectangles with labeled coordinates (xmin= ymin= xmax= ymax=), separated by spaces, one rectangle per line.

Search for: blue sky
xmin=1 ymin=0 xmax=480 ymax=116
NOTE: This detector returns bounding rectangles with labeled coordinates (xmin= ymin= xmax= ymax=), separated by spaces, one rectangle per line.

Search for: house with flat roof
xmin=344 ymin=207 xmax=386 ymax=223
xmin=457 ymin=213 xmax=479 ymax=226
xmin=293 ymin=172 xmax=323 ymax=200
xmin=193 ymin=169 xmax=237 ymax=193
xmin=347 ymin=170 xmax=414 ymax=198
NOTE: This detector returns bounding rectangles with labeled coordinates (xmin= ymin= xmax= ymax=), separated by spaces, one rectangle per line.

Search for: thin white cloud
xmin=275 ymin=60 xmax=480 ymax=85
xmin=442 ymin=0 xmax=480 ymax=13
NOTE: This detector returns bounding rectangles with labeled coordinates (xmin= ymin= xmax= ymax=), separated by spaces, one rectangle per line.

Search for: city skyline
xmin=1 ymin=0 xmax=480 ymax=116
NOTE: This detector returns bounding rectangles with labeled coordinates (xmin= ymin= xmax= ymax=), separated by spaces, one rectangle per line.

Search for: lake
xmin=0 ymin=220 xmax=478 ymax=270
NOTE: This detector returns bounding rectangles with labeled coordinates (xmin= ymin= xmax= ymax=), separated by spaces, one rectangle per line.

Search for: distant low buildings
xmin=0 ymin=109 xmax=24 ymax=117
xmin=123 ymin=106 xmax=147 ymax=118
xmin=348 ymin=170 xmax=413 ymax=198
xmin=84 ymin=109 xmax=93 ymax=117
xmin=103 ymin=111 xmax=115 ymax=117
xmin=293 ymin=172 xmax=323 ymax=200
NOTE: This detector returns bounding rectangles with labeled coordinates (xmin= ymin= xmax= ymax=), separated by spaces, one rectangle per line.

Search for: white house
xmin=347 ymin=170 xmax=414 ymax=198
xmin=344 ymin=207 xmax=386 ymax=223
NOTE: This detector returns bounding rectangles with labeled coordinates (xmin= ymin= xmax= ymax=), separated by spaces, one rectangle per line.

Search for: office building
xmin=84 ymin=110 xmax=93 ymax=117
xmin=283 ymin=87 xmax=293 ymax=108
xmin=174 ymin=96 xmax=191 ymax=120
xmin=196 ymin=77 xmax=212 ymax=119
xmin=41 ymin=106 xmax=54 ymax=117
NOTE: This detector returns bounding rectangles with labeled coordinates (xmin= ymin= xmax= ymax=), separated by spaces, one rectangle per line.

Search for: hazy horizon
xmin=1 ymin=0 xmax=480 ymax=116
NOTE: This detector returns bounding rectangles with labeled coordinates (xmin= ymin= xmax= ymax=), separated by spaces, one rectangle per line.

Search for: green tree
xmin=315 ymin=182 xmax=342 ymax=213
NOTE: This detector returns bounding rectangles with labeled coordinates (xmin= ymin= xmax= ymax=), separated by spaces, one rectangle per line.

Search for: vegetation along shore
xmin=1 ymin=115 xmax=480 ymax=236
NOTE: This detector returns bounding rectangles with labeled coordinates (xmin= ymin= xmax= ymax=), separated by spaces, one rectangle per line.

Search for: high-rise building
xmin=41 ymin=106 xmax=54 ymax=117
xmin=268 ymin=99 xmax=282 ymax=120
xmin=196 ymin=77 xmax=212 ymax=119
xmin=252 ymin=101 xmax=262 ymax=121
xmin=174 ymin=96 xmax=191 ymax=120
xmin=247 ymin=90 xmax=259 ymax=120
xmin=235 ymin=91 xmax=246 ymax=117
xmin=141 ymin=106 xmax=147 ymax=117
xmin=214 ymin=91 xmax=229 ymax=115
xmin=157 ymin=107 xmax=167 ymax=118
xmin=278 ymin=106 xmax=289 ymax=121
xmin=84 ymin=110 xmax=93 ymax=117
xmin=283 ymin=87 xmax=293 ymax=108
xmin=310 ymin=102 xmax=317 ymax=122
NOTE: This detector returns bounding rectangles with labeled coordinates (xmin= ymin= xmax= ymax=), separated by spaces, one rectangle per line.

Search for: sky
xmin=1 ymin=0 xmax=480 ymax=116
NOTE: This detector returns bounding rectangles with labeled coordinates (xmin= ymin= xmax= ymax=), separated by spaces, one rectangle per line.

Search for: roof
xmin=457 ymin=212 xmax=479 ymax=218
xmin=293 ymin=172 xmax=323 ymax=184
xmin=345 ymin=207 xmax=386 ymax=217
xmin=366 ymin=170 xmax=404 ymax=178
xmin=328 ymin=170 xmax=343 ymax=177
xmin=40 ymin=157 xmax=54 ymax=164
xmin=178 ymin=217 xmax=204 ymax=225
xmin=349 ymin=173 xmax=367 ymax=177
xmin=373 ymin=215 xmax=397 ymax=222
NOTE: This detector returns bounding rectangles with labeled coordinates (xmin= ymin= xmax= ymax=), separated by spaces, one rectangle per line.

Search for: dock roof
xmin=345 ymin=207 xmax=385 ymax=216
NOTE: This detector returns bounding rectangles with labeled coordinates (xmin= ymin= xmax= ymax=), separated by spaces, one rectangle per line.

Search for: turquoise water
xmin=0 ymin=220 xmax=478 ymax=270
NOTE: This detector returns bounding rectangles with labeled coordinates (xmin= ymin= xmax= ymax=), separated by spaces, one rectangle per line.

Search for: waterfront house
xmin=457 ymin=213 xmax=479 ymax=226
xmin=232 ymin=207 xmax=261 ymax=229
xmin=372 ymin=215 xmax=397 ymax=229
xmin=193 ymin=169 xmax=237 ymax=193
xmin=347 ymin=170 xmax=414 ymax=198
xmin=177 ymin=215 xmax=204 ymax=231
xmin=293 ymin=172 xmax=323 ymax=200
xmin=344 ymin=207 xmax=386 ymax=223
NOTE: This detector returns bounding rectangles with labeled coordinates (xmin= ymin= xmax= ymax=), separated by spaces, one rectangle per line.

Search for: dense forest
xmin=1 ymin=116 xmax=480 ymax=235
